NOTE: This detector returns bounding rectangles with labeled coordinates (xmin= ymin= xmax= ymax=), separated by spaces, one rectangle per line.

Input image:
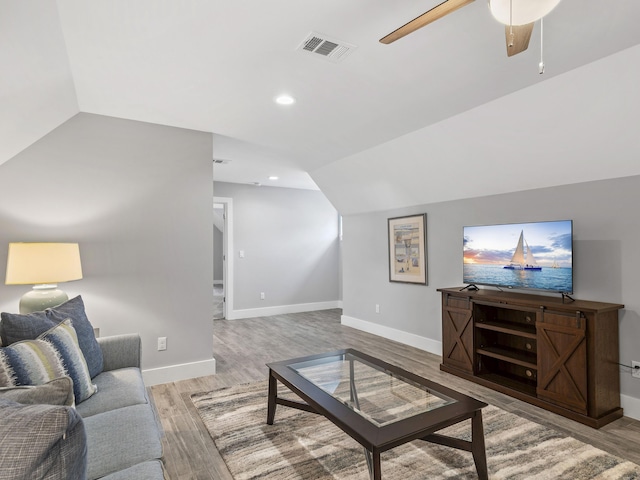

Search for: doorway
xmin=213 ymin=197 xmax=233 ymax=319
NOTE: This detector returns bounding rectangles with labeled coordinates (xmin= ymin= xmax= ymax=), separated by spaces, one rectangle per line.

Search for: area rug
xmin=191 ymin=381 xmax=640 ymax=479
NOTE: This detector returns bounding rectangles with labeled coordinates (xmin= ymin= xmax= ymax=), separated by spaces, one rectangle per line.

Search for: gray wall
xmin=342 ymin=175 xmax=640 ymax=402
xmin=213 ymin=182 xmax=339 ymax=311
xmin=0 ymin=113 xmax=214 ymax=371
xmin=213 ymin=225 xmax=223 ymax=282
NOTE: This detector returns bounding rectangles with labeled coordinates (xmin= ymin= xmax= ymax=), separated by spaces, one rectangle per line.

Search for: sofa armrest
xmin=97 ymin=334 xmax=141 ymax=371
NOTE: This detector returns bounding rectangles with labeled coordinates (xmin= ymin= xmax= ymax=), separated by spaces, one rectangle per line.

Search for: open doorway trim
xmin=214 ymin=196 xmax=233 ymax=319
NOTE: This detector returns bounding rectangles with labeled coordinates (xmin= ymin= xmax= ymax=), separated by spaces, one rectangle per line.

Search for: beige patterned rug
xmin=191 ymin=381 xmax=640 ymax=479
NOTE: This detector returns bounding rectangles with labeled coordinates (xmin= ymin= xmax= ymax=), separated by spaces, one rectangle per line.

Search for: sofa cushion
xmin=99 ymin=460 xmax=165 ymax=480
xmin=76 ymin=367 xmax=149 ymax=418
xmin=0 ymin=296 xmax=103 ymax=378
xmin=40 ymin=320 xmax=97 ymax=404
xmin=0 ymin=337 xmax=66 ymax=387
xmin=83 ymin=404 xmax=163 ymax=480
xmin=0 ymin=398 xmax=87 ymax=480
xmin=0 ymin=376 xmax=74 ymax=407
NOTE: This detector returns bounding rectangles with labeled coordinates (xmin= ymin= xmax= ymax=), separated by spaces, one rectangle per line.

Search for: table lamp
xmin=5 ymin=242 xmax=83 ymax=314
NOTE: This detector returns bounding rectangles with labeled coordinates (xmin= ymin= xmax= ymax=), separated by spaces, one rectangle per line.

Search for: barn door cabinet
xmin=438 ymin=287 xmax=624 ymax=428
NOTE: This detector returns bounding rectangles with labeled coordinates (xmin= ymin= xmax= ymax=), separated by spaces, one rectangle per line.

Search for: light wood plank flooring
xmin=149 ymin=309 xmax=640 ymax=479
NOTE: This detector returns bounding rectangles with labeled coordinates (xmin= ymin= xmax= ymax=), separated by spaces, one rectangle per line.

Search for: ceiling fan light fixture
xmin=488 ymin=0 xmax=561 ymax=26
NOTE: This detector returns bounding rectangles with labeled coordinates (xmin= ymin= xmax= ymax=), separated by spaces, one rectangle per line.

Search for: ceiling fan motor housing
xmin=488 ymin=0 xmax=562 ymax=25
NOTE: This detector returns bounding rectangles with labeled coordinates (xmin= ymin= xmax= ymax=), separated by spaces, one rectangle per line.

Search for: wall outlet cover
xmin=633 ymin=361 xmax=640 ymax=378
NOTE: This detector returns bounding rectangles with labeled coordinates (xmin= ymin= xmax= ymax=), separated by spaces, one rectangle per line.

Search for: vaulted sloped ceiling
xmin=313 ymin=44 xmax=640 ymax=214
xmin=0 ymin=2 xmax=79 ymax=165
xmin=2 ymin=0 xmax=640 ymax=214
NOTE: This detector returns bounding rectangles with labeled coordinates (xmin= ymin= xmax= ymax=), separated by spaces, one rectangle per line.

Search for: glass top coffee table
xmin=267 ymin=349 xmax=488 ymax=480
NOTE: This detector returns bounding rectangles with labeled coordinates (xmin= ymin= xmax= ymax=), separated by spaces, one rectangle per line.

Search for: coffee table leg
xmin=364 ymin=448 xmax=381 ymax=480
xmin=372 ymin=449 xmax=381 ymax=480
xmin=471 ymin=410 xmax=488 ymax=480
xmin=267 ymin=369 xmax=277 ymax=425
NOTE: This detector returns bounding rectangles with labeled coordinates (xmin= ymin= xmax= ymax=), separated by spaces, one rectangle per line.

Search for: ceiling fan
xmin=380 ymin=0 xmax=562 ymax=57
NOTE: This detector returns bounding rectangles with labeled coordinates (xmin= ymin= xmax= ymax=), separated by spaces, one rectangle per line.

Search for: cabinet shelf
xmin=475 ymin=321 xmax=536 ymax=339
xmin=476 ymin=346 xmax=537 ymax=369
xmin=476 ymin=372 xmax=537 ymax=396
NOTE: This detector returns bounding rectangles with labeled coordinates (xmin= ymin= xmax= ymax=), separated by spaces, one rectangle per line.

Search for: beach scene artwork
xmin=463 ymin=220 xmax=573 ymax=293
xmin=389 ymin=214 xmax=427 ymax=284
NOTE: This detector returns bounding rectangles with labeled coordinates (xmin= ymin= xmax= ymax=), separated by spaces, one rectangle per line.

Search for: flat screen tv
xmin=463 ymin=220 xmax=573 ymax=294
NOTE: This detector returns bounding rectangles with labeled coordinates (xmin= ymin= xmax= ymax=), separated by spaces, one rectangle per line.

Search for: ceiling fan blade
xmin=380 ymin=0 xmax=475 ymax=44
xmin=505 ymin=22 xmax=534 ymax=57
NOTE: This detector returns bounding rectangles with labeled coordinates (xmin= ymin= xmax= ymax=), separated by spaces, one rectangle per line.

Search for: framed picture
xmin=388 ymin=214 xmax=427 ymax=285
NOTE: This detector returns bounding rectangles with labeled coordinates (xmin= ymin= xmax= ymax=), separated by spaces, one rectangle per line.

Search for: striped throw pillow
xmin=0 ymin=319 xmax=97 ymax=404
xmin=39 ymin=319 xmax=97 ymax=403
xmin=0 ymin=338 xmax=66 ymax=388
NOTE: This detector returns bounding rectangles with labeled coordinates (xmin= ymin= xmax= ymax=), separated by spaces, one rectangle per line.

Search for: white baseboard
xmin=142 ymin=358 xmax=216 ymax=386
xmin=341 ymin=315 xmax=442 ymax=356
xmin=621 ymin=394 xmax=640 ymax=421
xmin=227 ymin=300 xmax=342 ymax=320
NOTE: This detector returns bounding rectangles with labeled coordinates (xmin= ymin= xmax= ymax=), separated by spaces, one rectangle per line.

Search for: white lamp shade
xmin=488 ymin=0 xmax=562 ymax=26
xmin=5 ymin=243 xmax=83 ymax=285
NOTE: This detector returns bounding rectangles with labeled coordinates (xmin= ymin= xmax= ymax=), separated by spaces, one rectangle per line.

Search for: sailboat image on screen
xmin=504 ymin=230 xmax=542 ymax=271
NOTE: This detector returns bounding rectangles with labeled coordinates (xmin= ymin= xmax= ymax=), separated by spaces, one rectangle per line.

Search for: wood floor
xmin=148 ymin=309 xmax=640 ymax=479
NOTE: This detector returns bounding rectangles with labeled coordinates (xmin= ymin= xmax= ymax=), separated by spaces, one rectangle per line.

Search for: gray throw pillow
xmin=0 ymin=398 xmax=87 ymax=480
xmin=0 ymin=296 xmax=103 ymax=378
xmin=0 ymin=377 xmax=75 ymax=407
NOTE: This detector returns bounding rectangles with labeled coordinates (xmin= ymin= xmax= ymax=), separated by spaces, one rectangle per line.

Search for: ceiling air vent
xmin=297 ymin=32 xmax=357 ymax=63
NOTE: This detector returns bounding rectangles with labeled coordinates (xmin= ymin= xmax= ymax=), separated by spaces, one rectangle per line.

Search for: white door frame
xmin=214 ymin=196 xmax=233 ymax=319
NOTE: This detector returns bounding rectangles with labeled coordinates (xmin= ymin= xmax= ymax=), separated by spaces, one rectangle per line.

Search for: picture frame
xmin=388 ymin=214 xmax=427 ymax=285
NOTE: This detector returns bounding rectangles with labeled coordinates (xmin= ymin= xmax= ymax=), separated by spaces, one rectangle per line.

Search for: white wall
xmin=213 ymin=182 xmax=340 ymax=318
xmin=0 ymin=1 xmax=79 ymax=167
xmin=0 ymin=113 xmax=214 ymax=382
xmin=341 ymin=175 xmax=640 ymax=417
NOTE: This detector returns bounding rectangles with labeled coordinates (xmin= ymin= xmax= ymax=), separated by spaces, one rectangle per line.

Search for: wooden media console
xmin=438 ymin=287 xmax=624 ymax=428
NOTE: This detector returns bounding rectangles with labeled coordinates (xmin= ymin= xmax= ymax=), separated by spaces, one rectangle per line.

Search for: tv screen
xmin=463 ymin=220 xmax=573 ymax=294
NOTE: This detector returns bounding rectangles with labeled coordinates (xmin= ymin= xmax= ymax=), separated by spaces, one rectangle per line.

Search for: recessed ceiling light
xmin=275 ymin=94 xmax=295 ymax=105
xmin=268 ymin=176 xmax=279 ymax=181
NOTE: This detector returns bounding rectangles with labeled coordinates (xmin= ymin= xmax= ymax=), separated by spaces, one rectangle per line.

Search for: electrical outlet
xmin=157 ymin=337 xmax=167 ymax=351
xmin=375 ymin=304 xmax=380 ymax=314
xmin=633 ymin=361 xmax=640 ymax=379
xmin=260 ymin=292 xmax=265 ymax=300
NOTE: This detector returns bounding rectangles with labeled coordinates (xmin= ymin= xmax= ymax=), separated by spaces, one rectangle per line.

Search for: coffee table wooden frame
xmin=267 ymin=348 xmax=488 ymax=480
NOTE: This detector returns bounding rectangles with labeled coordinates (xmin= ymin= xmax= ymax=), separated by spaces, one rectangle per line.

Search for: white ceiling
xmin=3 ymin=0 xmax=640 ymax=210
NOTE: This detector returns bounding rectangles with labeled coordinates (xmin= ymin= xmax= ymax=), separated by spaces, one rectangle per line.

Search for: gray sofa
xmin=0 ymin=332 xmax=165 ymax=480
xmin=78 ymin=333 xmax=166 ymax=479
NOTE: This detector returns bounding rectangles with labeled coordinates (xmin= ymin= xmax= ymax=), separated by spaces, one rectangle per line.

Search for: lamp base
xmin=19 ymin=285 xmax=69 ymax=314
